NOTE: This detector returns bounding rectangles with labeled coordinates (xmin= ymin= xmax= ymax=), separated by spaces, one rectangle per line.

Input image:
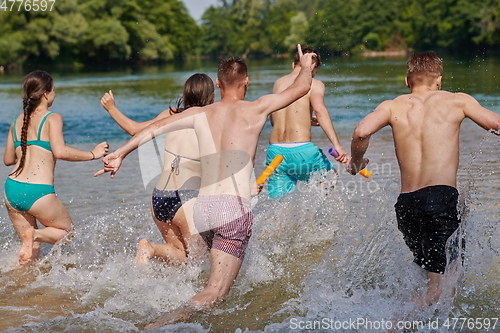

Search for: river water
xmin=0 ymin=55 xmax=499 ymax=332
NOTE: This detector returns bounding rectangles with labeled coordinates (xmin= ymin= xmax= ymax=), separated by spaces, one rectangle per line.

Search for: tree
xmin=264 ymin=0 xmax=298 ymax=54
xmin=284 ymin=12 xmax=308 ymax=51
xmin=139 ymin=0 xmax=201 ymax=58
xmin=81 ymin=18 xmax=131 ymax=60
xmin=306 ymin=0 xmax=357 ymax=55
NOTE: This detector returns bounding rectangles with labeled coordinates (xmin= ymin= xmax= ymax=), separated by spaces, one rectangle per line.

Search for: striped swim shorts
xmin=194 ymin=194 xmax=253 ymax=260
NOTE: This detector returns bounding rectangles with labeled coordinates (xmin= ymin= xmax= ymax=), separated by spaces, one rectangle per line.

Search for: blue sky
xmin=182 ymin=0 xmax=219 ymax=21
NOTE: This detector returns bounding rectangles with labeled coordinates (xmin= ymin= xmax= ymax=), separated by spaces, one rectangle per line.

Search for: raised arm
xmin=461 ymin=93 xmax=500 ymax=133
xmin=254 ymin=45 xmax=315 ymax=116
xmin=101 ymin=90 xmax=171 ymax=136
xmin=310 ymin=80 xmax=349 ymax=163
xmin=349 ymin=101 xmax=392 ymax=174
xmin=48 ymin=113 xmax=109 ymax=161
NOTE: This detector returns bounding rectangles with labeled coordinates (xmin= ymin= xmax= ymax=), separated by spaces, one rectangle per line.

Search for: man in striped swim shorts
xmin=195 ymin=194 xmax=252 ymax=260
xmin=98 ymin=45 xmax=318 ymax=327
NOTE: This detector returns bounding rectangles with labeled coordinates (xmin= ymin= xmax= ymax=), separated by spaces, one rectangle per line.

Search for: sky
xmin=182 ymin=0 xmax=219 ymax=21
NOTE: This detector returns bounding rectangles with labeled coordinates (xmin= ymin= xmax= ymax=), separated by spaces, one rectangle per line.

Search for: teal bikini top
xmin=13 ymin=112 xmax=53 ymax=152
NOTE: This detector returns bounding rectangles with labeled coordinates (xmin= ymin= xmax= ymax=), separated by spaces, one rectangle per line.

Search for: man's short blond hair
xmin=407 ymin=51 xmax=443 ymax=87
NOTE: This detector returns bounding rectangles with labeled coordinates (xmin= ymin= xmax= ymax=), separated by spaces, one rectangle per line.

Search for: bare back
xmin=269 ymin=71 xmax=316 ymax=143
xmin=106 ymin=50 xmax=317 ymax=199
xmin=192 ymin=100 xmax=269 ymax=199
xmin=10 ymin=111 xmax=56 ymax=185
xmin=156 ymin=129 xmax=201 ymax=191
xmin=386 ymin=90 xmax=468 ymax=192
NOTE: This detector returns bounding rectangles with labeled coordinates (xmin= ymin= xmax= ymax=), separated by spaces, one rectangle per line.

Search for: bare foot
xmin=19 ymin=227 xmax=35 ymax=265
xmin=134 ymin=239 xmax=154 ymax=264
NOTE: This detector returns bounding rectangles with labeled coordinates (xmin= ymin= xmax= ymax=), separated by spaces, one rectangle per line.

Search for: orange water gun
xmin=256 ymin=155 xmax=284 ymax=184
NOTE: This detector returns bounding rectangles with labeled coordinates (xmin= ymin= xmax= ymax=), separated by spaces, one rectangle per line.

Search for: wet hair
xmin=10 ymin=70 xmax=53 ymax=177
xmin=406 ymin=51 xmax=443 ymax=87
xmin=170 ymin=73 xmax=215 ymax=114
xmin=293 ymin=46 xmax=321 ymax=68
xmin=217 ymin=56 xmax=248 ymax=87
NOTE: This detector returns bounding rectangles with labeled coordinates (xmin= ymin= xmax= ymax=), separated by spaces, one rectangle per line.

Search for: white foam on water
xmin=237 ymin=133 xmax=500 ymax=333
xmin=0 ymin=134 xmax=498 ymax=333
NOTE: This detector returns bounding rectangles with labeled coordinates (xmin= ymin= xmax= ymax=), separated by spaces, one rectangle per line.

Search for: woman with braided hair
xmin=3 ymin=70 xmax=109 ymax=265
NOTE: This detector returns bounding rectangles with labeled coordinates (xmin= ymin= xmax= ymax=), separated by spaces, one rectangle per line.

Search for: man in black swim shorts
xmin=395 ymin=185 xmax=461 ymax=274
xmin=348 ymin=51 xmax=500 ymax=311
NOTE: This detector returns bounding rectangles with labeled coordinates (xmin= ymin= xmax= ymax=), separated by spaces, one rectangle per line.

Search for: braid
xmin=10 ymin=95 xmax=40 ymax=176
xmin=11 ymin=101 xmax=29 ymax=176
xmin=10 ymin=70 xmax=53 ymax=177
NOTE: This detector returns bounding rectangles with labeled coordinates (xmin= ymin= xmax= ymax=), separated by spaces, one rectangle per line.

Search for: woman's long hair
xmin=10 ymin=70 xmax=54 ymax=177
xmin=170 ymin=73 xmax=215 ymax=114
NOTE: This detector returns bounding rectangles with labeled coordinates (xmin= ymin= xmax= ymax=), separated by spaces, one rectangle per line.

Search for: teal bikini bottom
xmin=4 ymin=177 xmax=55 ymax=212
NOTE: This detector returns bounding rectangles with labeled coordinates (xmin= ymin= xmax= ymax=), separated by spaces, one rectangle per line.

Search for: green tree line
xmin=2 ymin=0 xmax=500 ymax=68
xmin=200 ymin=0 xmax=500 ymax=57
xmin=0 ymin=0 xmax=201 ymax=67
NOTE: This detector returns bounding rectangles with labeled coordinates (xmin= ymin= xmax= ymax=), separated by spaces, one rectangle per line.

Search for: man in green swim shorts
xmin=266 ymin=46 xmax=350 ymax=198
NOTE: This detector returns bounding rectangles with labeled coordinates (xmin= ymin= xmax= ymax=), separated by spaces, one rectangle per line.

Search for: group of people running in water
xmin=3 ymin=45 xmax=500 ymax=328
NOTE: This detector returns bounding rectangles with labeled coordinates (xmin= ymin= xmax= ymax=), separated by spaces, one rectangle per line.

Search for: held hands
xmin=100 ymin=90 xmax=116 ymax=112
xmin=91 ymin=142 xmax=109 ymax=160
xmin=334 ymin=147 xmax=350 ymax=164
xmin=347 ymin=158 xmax=369 ymax=175
xmin=311 ymin=115 xmax=320 ymax=126
xmin=94 ymin=151 xmax=123 ymax=178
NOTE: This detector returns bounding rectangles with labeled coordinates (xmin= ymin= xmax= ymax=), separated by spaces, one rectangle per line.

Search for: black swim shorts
xmin=395 ymin=185 xmax=461 ymax=274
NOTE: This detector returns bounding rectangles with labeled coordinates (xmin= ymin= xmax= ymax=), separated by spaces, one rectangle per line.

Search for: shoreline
xmin=362 ymin=49 xmax=408 ymax=57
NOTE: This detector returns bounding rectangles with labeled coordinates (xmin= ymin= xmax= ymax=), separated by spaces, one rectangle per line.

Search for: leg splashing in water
xmin=18 ymin=227 xmax=36 ymax=266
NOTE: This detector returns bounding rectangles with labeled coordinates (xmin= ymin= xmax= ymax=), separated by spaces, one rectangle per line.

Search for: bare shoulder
xmin=182 ymin=105 xmax=206 ymax=115
xmin=311 ymin=78 xmax=325 ymax=92
xmin=431 ymin=91 xmax=479 ymax=107
xmin=453 ymin=91 xmax=477 ymax=101
xmin=426 ymin=90 xmax=470 ymax=100
xmin=45 ymin=112 xmax=63 ymax=135
xmin=158 ymin=108 xmax=173 ymax=117
xmin=273 ymin=73 xmax=296 ymax=93
xmin=240 ymin=96 xmax=270 ymax=115
xmin=47 ymin=112 xmax=62 ymax=122
xmin=392 ymin=93 xmax=414 ymax=102
xmin=377 ymin=97 xmax=401 ymax=110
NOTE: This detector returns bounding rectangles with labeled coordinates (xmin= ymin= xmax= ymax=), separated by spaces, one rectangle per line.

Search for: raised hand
xmin=100 ymin=90 xmax=116 ymax=112
xmin=297 ymin=44 xmax=318 ymax=71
